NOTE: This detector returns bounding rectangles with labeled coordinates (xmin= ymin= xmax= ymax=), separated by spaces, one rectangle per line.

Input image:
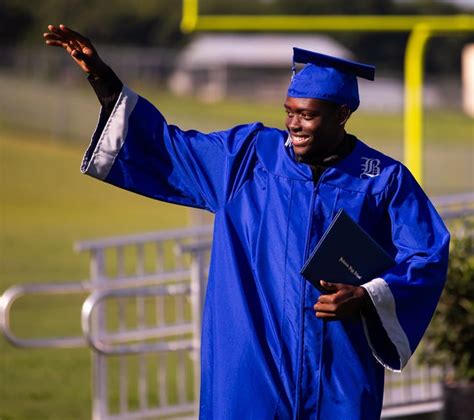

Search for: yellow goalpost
xmin=180 ymin=0 xmax=474 ymax=185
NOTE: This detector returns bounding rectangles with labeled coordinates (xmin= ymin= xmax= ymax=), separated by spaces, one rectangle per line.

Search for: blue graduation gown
xmin=82 ymin=86 xmax=450 ymax=419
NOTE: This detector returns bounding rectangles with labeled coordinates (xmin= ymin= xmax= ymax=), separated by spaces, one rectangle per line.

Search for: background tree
xmin=2 ymin=0 xmax=473 ymax=75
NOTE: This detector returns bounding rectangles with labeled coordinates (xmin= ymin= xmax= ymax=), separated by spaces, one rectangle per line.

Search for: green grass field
xmin=0 ymin=74 xmax=472 ymax=419
xmin=0 ymin=128 xmax=191 ymax=419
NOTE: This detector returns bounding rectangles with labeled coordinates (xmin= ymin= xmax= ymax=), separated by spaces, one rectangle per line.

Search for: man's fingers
xmin=71 ymin=48 xmax=85 ymax=58
xmin=44 ymin=40 xmax=65 ymax=48
xmin=44 ymin=31 xmax=69 ymax=46
xmin=59 ymin=24 xmax=81 ymax=36
xmin=70 ymin=49 xmax=81 ymax=59
xmin=59 ymin=24 xmax=91 ymax=45
xmin=316 ymin=294 xmax=334 ymax=304
xmin=43 ymin=32 xmax=62 ymax=40
xmin=46 ymin=24 xmax=91 ymax=50
xmin=319 ymin=280 xmax=338 ymax=291
xmin=55 ymin=25 xmax=96 ymax=60
xmin=47 ymin=24 xmax=69 ymax=38
xmin=314 ymin=303 xmax=346 ymax=320
xmin=313 ymin=302 xmax=336 ymax=313
xmin=45 ymin=26 xmax=73 ymax=48
xmin=320 ymin=280 xmax=347 ymax=290
xmin=44 ymin=24 xmax=106 ymax=76
xmin=45 ymin=27 xmax=93 ymax=59
xmin=315 ymin=311 xmax=338 ymax=320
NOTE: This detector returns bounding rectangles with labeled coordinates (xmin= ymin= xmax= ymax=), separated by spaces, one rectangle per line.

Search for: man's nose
xmin=287 ymin=116 xmax=302 ymax=131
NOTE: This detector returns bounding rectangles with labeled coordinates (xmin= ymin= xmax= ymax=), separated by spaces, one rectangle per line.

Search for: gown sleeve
xmin=361 ymin=164 xmax=450 ymax=371
xmin=81 ymin=85 xmax=261 ymax=213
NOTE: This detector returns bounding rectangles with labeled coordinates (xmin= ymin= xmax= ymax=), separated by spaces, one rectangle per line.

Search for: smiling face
xmin=284 ymin=97 xmax=350 ymax=164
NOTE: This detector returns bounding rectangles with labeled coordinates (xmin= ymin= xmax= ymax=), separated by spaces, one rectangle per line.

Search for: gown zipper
xmin=295 ymin=170 xmax=325 ymax=418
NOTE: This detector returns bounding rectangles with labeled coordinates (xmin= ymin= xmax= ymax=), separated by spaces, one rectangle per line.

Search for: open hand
xmin=43 ymin=24 xmax=109 ymax=77
xmin=313 ymin=280 xmax=370 ymax=321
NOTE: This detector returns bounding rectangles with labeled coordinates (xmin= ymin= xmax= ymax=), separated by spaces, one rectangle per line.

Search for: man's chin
xmin=292 ymin=143 xmax=315 ymax=157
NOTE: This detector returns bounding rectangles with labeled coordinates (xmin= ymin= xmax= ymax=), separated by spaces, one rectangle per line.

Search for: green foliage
xmin=0 ymin=130 xmax=189 ymax=419
xmin=2 ymin=0 xmax=473 ymax=74
xmin=419 ymin=222 xmax=474 ymax=382
xmin=2 ymin=0 xmax=187 ymax=47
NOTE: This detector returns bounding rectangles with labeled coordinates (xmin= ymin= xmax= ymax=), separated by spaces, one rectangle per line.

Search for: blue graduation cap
xmin=287 ymin=47 xmax=376 ymax=112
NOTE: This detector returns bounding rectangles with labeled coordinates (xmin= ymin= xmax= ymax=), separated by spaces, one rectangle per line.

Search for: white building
xmin=168 ymin=33 xmax=449 ymax=112
xmin=168 ymin=34 xmax=353 ymax=102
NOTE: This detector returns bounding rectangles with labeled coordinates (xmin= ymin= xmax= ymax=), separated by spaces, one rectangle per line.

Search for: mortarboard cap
xmin=287 ymin=47 xmax=376 ymax=112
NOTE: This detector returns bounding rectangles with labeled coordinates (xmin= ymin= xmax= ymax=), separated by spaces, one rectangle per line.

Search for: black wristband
xmin=88 ymin=67 xmax=123 ymax=113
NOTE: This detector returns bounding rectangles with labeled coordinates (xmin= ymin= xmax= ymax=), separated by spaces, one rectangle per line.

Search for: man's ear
xmin=337 ymin=105 xmax=352 ymax=126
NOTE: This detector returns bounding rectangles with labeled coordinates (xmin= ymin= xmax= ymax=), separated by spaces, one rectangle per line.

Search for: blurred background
xmin=1 ymin=0 xmax=473 ymax=419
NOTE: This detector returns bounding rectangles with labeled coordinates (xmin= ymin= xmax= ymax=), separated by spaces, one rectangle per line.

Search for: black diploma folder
xmin=300 ymin=209 xmax=395 ymax=287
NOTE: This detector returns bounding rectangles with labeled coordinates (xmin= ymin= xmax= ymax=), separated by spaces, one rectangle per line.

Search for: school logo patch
xmin=360 ymin=157 xmax=381 ymax=178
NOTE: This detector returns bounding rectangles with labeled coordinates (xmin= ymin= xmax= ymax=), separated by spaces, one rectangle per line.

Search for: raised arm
xmin=44 ymin=25 xmax=122 ymax=115
xmin=44 ymin=24 xmax=261 ymax=213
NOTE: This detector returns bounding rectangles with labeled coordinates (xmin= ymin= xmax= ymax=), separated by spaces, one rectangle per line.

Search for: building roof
xmin=179 ymin=34 xmax=352 ymax=68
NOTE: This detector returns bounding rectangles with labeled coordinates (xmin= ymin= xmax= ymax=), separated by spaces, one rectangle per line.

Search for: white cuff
xmin=81 ymin=85 xmax=138 ymax=180
xmin=361 ymin=277 xmax=411 ymax=371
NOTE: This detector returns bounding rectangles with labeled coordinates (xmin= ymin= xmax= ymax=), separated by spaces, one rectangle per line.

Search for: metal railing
xmin=1 ymin=225 xmax=212 ymax=420
xmin=1 ymin=193 xmax=472 ymax=419
xmin=77 ymin=224 xmax=212 ymax=420
xmin=382 ymin=363 xmax=444 ymax=417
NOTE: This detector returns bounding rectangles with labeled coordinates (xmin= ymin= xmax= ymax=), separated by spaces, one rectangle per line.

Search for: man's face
xmin=284 ymin=96 xmax=343 ymax=163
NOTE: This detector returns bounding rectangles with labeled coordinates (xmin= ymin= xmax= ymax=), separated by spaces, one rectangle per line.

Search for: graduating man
xmin=44 ymin=25 xmax=450 ymax=419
